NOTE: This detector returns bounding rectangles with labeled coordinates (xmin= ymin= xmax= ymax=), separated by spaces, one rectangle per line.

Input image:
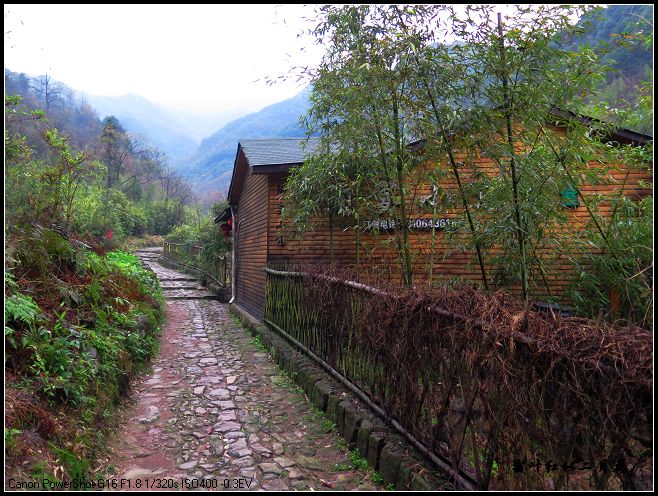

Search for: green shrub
xmin=13 ymin=227 xmax=76 ymax=278
xmin=106 ymin=250 xmax=162 ymax=298
xmin=5 ymin=272 xmax=45 ymax=351
xmin=568 ymin=196 xmax=653 ymax=326
xmin=6 ymin=239 xmax=163 ymax=409
xmin=73 ymin=186 xmax=149 ymax=240
xmin=165 ymin=223 xmax=200 ymax=245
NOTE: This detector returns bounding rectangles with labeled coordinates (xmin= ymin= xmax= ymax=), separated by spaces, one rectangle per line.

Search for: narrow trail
xmin=105 ymin=248 xmax=379 ymax=491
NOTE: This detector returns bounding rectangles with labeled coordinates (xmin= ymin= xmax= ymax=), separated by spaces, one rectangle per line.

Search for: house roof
xmin=227 ymin=112 xmax=652 ymax=206
xmin=227 ymin=137 xmax=320 ymax=205
xmin=548 ymin=108 xmax=653 ymax=146
xmin=408 ymin=108 xmax=653 ymax=151
xmin=241 ymin=137 xmax=320 ymax=167
xmin=213 ymin=206 xmax=232 ymax=224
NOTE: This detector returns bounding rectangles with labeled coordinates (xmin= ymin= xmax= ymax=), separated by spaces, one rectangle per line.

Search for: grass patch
xmin=333 ymin=462 xmax=352 ymax=472
xmin=270 ymin=369 xmax=304 ymax=395
xmin=328 ymin=446 xmax=394 ymax=489
xmin=331 ymin=448 xmax=372 ymax=473
xmin=5 ymin=428 xmax=21 ymax=455
xmin=307 ymin=404 xmax=325 ymax=420
xmin=249 ymin=334 xmax=268 ymax=353
xmin=30 ymin=461 xmax=54 ymax=482
xmin=320 ymin=419 xmax=336 ymax=432
xmin=349 ymin=448 xmax=369 ymax=470
xmin=370 ymin=469 xmax=397 ymax=490
xmin=303 ymin=404 xmax=338 ymax=435
xmin=336 ymin=437 xmax=348 ymax=451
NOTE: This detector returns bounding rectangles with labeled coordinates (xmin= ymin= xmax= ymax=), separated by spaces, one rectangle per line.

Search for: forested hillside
xmin=5 ymin=69 xmax=196 ymax=239
xmin=571 ymin=4 xmax=653 ymax=133
xmin=574 ymin=5 xmax=652 ymax=91
xmin=4 ymin=69 xmax=191 ymax=484
xmin=84 ymin=93 xmax=199 ymax=162
xmin=84 ymin=93 xmax=241 ymax=163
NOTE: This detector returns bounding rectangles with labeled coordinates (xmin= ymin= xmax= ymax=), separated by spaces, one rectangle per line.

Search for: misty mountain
xmin=169 ymin=108 xmax=245 ymax=143
xmin=178 ymin=86 xmax=311 ymax=192
xmin=566 ymin=4 xmax=653 ymax=134
xmin=84 ymin=93 xmax=239 ymax=162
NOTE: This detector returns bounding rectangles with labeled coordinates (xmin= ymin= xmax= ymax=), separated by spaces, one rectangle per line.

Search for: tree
xmin=5 ymin=95 xmax=98 ymax=226
xmin=41 ymin=127 xmax=99 ymax=224
xmin=289 ymin=5 xmax=427 ymax=286
xmin=30 ymin=74 xmax=63 ymax=113
xmin=5 ymin=71 xmax=199 ymax=242
xmin=284 ymin=5 xmax=650 ymax=312
xmin=389 ymin=5 xmax=492 ymax=289
xmin=99 ymin=116 xmax=130 ymax=189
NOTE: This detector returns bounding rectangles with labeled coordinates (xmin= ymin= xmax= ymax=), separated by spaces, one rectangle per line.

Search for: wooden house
xmin=221 ymin=120 xmax=652 ymax=321
xmin=224 ymin=138 xmax=321 ymax=319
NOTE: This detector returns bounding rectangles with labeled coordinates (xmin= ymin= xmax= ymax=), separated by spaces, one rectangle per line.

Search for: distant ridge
xmin=85 ymin=93 xmax=237 ymax=162
xmin=178 ymin=86 xmax=311 ymax=193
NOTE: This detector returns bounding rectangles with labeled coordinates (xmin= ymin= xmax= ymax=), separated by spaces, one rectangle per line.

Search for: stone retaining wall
xmin=229 ymin=303 xmax=454 ymax=491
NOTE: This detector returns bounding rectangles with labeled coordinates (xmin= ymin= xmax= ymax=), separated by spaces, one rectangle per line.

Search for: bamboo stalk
xmin=498 ymin=12 xmax=529 ymax=302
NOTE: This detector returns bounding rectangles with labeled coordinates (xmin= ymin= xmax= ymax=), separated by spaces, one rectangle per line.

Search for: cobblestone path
xmin=107 ymin=248 xmax=379 ymax=491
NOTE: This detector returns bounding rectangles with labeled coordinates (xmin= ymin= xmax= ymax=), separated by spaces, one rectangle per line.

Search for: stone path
xmin=106 ymin=248 xmax=380 ymax=491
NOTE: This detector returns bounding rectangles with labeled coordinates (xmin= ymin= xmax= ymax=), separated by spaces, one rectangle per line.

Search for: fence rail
xmin=263 ymin=266 xmax=652 ymax=491
xmin=162 ymin=241 xmax=231 ymax=287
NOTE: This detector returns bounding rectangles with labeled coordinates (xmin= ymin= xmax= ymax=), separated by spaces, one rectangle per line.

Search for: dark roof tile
xmin=240 ymin=137 xmax=320 ymax=167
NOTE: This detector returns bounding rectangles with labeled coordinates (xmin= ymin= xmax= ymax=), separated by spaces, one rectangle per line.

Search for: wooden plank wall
xmin=354 ymin=152 xmax=652 ymax=301
xmin=264 ymin=137 xmax=651 ymax=303
xmin=267 ymin=173 xmax=357 ymax=267
xmin=235 ymin=170 xmax=268 ymax=320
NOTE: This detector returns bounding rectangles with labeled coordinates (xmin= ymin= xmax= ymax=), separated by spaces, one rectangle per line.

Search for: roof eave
xmin=251 ymin=162 xmax=304 ymax=174
xmin=213 ymin=206 xmax=232 ymax=224
xmin=227 ymin=144 xmax=246 ymax=206
xmin=548 ymin=107 xmax=652 ymax=146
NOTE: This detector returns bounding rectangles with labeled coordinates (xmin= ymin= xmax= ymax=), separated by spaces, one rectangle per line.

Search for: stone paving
xmin=107 ymin=248 xmax=380 ymax=491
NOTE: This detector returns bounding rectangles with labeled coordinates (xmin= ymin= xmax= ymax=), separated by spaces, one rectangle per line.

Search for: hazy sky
xmin=4 ymin=4 xmax=588 ymax=117
xmin=4 ymin=4 xmax=324 ymax=115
